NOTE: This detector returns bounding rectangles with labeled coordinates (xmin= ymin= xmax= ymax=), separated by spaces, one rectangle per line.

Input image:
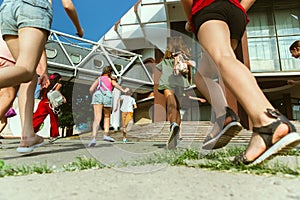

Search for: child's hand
xmin=185 ymin=21 xmax=192 ymax=32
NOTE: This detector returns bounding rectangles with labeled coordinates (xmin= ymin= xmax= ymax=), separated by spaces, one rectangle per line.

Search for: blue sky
xmin=0 ymin=0 xmax=137 ymax=41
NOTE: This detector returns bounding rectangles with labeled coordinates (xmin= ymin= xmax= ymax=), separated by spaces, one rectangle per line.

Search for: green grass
xmin=0 ymin=146 xmax=299 ymax=177
xmin=0 ymin=160 xmax=53 ymax=177
xmin=131 ymin=146 xmax=300 ymax=177
xmin=63 ymin=156 xmax=106 ymax=171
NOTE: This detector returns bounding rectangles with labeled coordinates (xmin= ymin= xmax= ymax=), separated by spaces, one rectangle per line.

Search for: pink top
xmin=191 ymin=0 xmax=249 ymax=24
xmin=98 ymin=75 xmax=113 ymax=92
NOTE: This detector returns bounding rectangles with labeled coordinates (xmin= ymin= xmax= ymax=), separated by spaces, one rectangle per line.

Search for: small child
xmin=117 ymin=89 xmax=137 ymax=143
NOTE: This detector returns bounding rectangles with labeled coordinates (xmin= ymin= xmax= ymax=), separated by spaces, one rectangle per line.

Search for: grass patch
xmin=132 ymin=146 xmax=300 ymax=177
xmin=63 ymin=156 xmax=106 ymax=171
xmin=0 ymin=160 xmax=53 ymax=177
xmin=0 ymin=157 xmax=105 ymax=177
xmin=0 ymin=147 xmax=299 ymax=177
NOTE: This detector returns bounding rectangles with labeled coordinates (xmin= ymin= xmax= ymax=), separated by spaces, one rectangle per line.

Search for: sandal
xmin=234 ymin=109 xmax=300 ymax=165
xmin=202 ymin=107 xmax=243 ymax=150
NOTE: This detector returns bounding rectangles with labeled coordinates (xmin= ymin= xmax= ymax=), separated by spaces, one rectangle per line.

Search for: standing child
xmin=88 ymin=66 xmax=129 ymax=147
xmin=118 ymin=89 xmax=137 ymax=143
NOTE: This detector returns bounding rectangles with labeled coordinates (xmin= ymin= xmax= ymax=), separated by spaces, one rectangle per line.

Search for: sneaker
xmin=103 ymin=135 xmax=115 ymax=142
xmin=87 ymin=138 xmax=96 ymax=147
xmin=123 ymin=138 xmax=128 ymax=143
xmin=166 ymin=122 xmax=180 ymax=150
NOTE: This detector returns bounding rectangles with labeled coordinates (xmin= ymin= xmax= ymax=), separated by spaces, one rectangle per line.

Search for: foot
xmin=202 ymin=107 xmax=242 ymax=150
xmin=167 ymin=122 xmax=180 ymax=150
xmin=123 ymin=138 xmax=128 ymax=143
xmin=87 ymin=138 xmax=96 ymax=147
xmin=103 ymin=135 xmax=115 ymax=142
xmin=234 ymin=109 xmax=300 ymax=165
xmin=17 ymin=134 xmax=44 ymax=153
xmin=243 ymin=123 xmax=290 ymax=162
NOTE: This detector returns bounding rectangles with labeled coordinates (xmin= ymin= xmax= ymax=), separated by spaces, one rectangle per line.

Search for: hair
xmin=101 ymin=65 xmax=114 ymax=77
xmin=164 ymin=36 xmax=191 ymax=59
xmin=289 ymin=40 xmax=300 ymax=51
xmin=125 ymin=88 xmax=132 ymax=95
xmin=48 ymin=73 xmax=61 ymax=90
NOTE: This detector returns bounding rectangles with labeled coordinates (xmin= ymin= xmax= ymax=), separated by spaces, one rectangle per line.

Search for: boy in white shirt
xmin=117 ymin=89 xmax=137 ymax=143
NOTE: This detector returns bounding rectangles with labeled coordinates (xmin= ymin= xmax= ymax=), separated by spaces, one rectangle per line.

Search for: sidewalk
xmin=0 ymin=137 xmax=300 ymax=200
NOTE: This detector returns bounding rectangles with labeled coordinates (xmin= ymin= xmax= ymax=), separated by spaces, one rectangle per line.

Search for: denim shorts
xmin=91 ymin=90 xmax=113 ymax=107
xmin=192 ymin=0 xmax=247 ymax=41
xmin=0 ymin=0 xmax=53 ymax=36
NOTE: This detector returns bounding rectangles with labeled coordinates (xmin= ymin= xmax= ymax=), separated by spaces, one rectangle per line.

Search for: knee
xmin=22 ymin=70 xmax=36 ymax=83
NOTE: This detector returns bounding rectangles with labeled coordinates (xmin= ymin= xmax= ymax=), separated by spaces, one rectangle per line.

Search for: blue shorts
xmin=0 ymin=0 xmax=53 ymax=36
xmin=91 ymin=90 xmax=113 ymax=107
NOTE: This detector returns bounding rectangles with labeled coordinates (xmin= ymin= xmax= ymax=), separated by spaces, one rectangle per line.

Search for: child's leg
xmin=1 ymin=29 xmax=47 ymax=88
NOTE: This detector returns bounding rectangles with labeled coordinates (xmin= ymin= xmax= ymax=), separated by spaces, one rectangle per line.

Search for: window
xmin=247 ymin=2 xmax=300 ymax=72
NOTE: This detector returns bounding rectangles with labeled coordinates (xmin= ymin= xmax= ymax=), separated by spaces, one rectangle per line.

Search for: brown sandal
xmin=234 ymin=109 xmax=300 ymax=165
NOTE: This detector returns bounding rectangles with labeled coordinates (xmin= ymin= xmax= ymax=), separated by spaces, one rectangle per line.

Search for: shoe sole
xmin=103 ymin=138 xmax=115 ymax=142
xmin=250 ymin=132 xmax=300 ymax=166
xmin=16 ymin=141 xmax=44 ymax=153
xmin=87 ymin=142 xmax=96 ymax=147
xmin=167 ymin=125 xmax=180 ymax=150
xmin=202 ymin=121 xmax=243 ymax=150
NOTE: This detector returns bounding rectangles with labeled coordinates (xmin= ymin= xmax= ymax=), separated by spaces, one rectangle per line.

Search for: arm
xmin=114 ymin=98 xmax=120 ymax=112
xmin=89 ymin=79 xmax=99 ymax=95
xmin=61 ymin=0 xmax=84 ymax=37
xmin=36 ymin=50 xmax=50 ymax=89
xmin=54 ymin=83 xmax=67 ymax=103
xmin=111 ymin=80 xmax=128 ymax=93
xmin=240 ymin=0 xmax=256 ymax=12
xmin=188 ymin=95 xmax=207 ymax=103
xmin=133 ymin=103 xmax=137 ymax=109
xmin=180 ymin=0 xmax=193 ymax=32
xmin=287 ymin=80 xmax=300 ymax=85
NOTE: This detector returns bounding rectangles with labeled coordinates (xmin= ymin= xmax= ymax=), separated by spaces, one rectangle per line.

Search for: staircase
xmin=123 ymin=120 xmax=300 ymax=143
xmin=122 ymin=121 xmax=252 ymax=143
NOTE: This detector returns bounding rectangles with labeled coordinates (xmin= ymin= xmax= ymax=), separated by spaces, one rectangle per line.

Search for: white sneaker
xmin=103 ymin=135 xmax=115 ymax=142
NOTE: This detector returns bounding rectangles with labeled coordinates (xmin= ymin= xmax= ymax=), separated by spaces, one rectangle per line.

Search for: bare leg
xmin=0 ymin=117 xmax=7 ymax=133
xmin=1 ymin=29 xmax=47 ymax=88
xmin=103 ymin=107 xmax=112 ymax=135
xmin=164 ymin=89 xmax=181 ymax=125
xmin=194 ymin=52 xmax=228 ymax=118
xmin=197 ymin=20 xmax=290 ymax=161
xmin=91 ymin=104 xmax=103 ymax=138
xmin=0 ymin=86 xmax=18 ymax=119
xmin=18 ymin=74 xmax=44 ymax=147
xmin=2 ymin=28 xmax=48 ymax=150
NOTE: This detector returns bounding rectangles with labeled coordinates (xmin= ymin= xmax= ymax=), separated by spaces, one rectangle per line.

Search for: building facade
xmin=98 ymin=0 xmax=300 ymax=129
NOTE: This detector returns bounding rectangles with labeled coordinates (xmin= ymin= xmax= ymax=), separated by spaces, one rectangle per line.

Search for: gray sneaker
xmin=87 ymin=138 xmax=96 ymax=147
xmin=167 ymin=122 xmax=180 ymax=150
